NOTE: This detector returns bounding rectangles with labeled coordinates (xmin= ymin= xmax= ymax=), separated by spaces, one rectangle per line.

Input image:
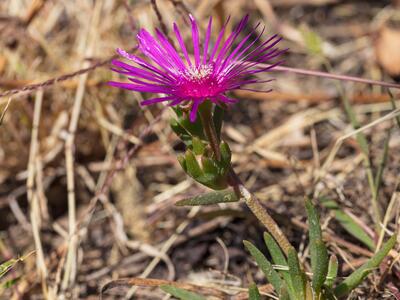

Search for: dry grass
xmin=0 ymin=0 xmax=399 ymax=299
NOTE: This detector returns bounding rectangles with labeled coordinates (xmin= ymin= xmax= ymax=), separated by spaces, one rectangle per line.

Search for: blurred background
xmin=0 ymin=0 xmax=399 ymax=299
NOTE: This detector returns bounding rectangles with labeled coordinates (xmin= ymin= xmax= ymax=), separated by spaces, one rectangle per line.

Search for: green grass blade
xmin=175 ymin=189 xmax=239 ymax=206
xmin=160 ymin=285 xmax=206 ymax=300
xmin=334 ymin=234 xmax=397 ymax=298
xmin=322 ymin=199 xmax=375 ymax=250
xmin=244 ymin=240 xmax=282 ymax=293
xmin=287 ymin=247 xmax=307 ymax=300
xmin=248 ymin=283 xmax=261 ymax=300
xmin=325 ymin=255 xmax=338 ymax=288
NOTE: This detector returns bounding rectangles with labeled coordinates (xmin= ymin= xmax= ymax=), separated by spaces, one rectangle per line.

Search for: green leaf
xmin=334 ymin=234 xmax=397 ymax=298
xmin=2 ymin=277 xmax=20 ymax=289
xmin=263 ymin=232 xmax=296 ymax=298
xmin=219 ymin=141 xmax=231 ymax=167
xmin=322 ymin=199 xmax=375 ymax=250
xmin=244 ymin=240 xmax=282 ymax=293
xmin=176 ymin=189 xmax=239 ymax=206
xmin=0 ymin=259 xmax=17 ymax=279
xmin=192 ymin=137 xmax=205 ymax=155
xmin=170 ymin=118 xmax=191 ymax=144
xmin=300 ymin=26 xmax=323 ymax=56
xmin=325 ymin=255 xmax=338 ymax=288
xmin=177 ymin=154 xmax=187 ymax=172
xmin=172 ymin=105 xmax=205 ymax=141
xmin=0 ymin=252 xmax=34 ymax=279
xmin=160 ymin=285 xmax=206 ymax=300
xmin=279 ymin=284 xmax=291 ymax=300
xmin=310 ymin=239 xmax=329 ymax=296
xmin=305 ymin=199 xmax=322 ymax=242
xmin=248 ymin=283 xmax=261 ymax=300
xmin=305 ymin=199 xmax=328 ymax=295
xmin=184 ymin=150 xmax=203 ymax=179
xmin=201 ymin=157 xmax=219 ymax=175
xmin=287 ymin=247 xmax=307 ymax=300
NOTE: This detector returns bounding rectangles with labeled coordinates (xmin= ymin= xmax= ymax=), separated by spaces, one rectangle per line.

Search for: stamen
xmin=183 ymin=64 xmax=213 ymax=81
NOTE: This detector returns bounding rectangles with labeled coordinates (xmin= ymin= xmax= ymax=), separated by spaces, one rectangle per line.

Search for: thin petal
xmin=203 ymin=16 xmax=212 ymax=64
xmin=209 ymin=16 xmax=231 ymax=62
xmin=174 ymin=23 xmax=192 ymax=66
xmin=189 ymin=14 xmax=201 ymax=66
xmin=189 ymin=99 xmax=202 ymax=122
xmin=141 ymin=96 xmax=175 ymax=105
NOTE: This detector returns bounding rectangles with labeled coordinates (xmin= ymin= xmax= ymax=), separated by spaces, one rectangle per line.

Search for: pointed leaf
xmin=310 ymin=239 xmax=329 ymax=296
xmin=248 ymin=283 xmax=261 ymax=300
xmin=322 ymin=199 xmax=375 ymax=250
xmin=185 ymin=150 xmax=203 ymax=179
xmin=325 ymin=255 xmax=338 ymax=288
xmin=305 ymin=199 xmax=322 ymax=242
xmin=176 ymin=189 xmax=239 ymax=206
xmin=219 ymin=141 xmax=231 ymax=167
xmin=288 ymin=247 xmax=307 ymax=300
xmin=305 ymin=199 xmax=328 ymax=295
xmin=279 ymin=284 xmax=291 ymax=300
xmin=170 ymin=118 xmax=192 ymax=145
xmin=244 ymin=240 xmax=282 ymax=293
xmin=177 ymin=154 xmax=187 ymax=172
xmin=201 ymin=157 xmax=219 ymax=175
xmin=334 ymin=234 xmax=397 ymax=298
xmin=192 ymin=136 xmax=205 ymax=155
xmin=263 ymin=232 xmax=296 ymax=298
xmin=160 ymin=285 xmax=206 ymax=300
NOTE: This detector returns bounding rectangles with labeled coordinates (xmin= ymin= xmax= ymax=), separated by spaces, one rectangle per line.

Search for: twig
xmin=26 ymin=89 xmax=49 ymax=296
xmin=61 ymin=1 xmax=101 ymax=291
xmin=150 ymin=0 xmax=169 ymax=36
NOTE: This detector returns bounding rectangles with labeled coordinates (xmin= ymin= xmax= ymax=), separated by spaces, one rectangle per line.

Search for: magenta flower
xmin=109 ymin=15 xmax=285 ymax=122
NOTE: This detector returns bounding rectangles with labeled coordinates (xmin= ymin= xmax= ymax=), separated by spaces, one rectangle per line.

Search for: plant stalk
xmin=199 ymin=103 xmax=292 ymax=255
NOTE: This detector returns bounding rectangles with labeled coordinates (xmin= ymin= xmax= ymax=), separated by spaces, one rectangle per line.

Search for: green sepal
xmin=170 ymin=118 xmax=192 ymax=145
xmin=171 ymin=106 xmax=205 ymax=141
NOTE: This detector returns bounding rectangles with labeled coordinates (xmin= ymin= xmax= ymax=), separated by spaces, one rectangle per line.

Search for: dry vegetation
xmin=0 ymin=0 xmax=400 ymax=299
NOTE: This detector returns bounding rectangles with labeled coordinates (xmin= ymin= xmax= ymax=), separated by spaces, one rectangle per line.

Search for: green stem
xmin=198 ymin=102 xmax=291 ymax=255
xmin=199 ymin=103 xmax=221 ymax=161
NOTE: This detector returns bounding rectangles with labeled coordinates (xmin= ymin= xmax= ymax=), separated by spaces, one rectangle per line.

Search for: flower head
xmin=109 ymin=15 xmax=285 ymax=121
